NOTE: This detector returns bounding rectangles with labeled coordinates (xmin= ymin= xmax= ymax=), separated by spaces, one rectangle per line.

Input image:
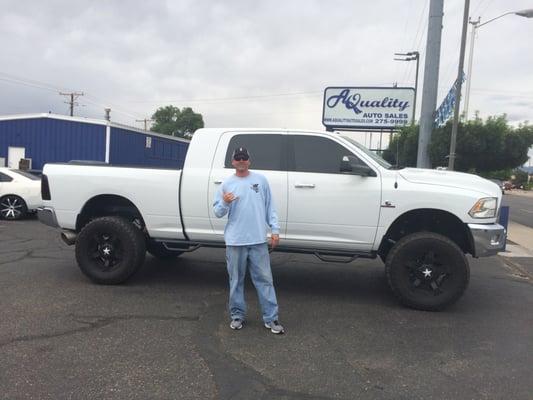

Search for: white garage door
xmin=7 ymin=147 xmax=25 ymax=168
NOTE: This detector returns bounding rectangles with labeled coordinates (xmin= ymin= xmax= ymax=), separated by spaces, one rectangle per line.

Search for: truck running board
xmin=156 ymin=239 xmax=376 ymax=263
xmin=313 ymin=253 xmax=359 ymax=263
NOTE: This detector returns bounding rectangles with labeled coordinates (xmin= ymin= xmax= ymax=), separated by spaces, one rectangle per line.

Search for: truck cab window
xmin=291 ymin=136 xmax=366 ymax=174
xmin=225 ymin=134 xmax=287 ymax=171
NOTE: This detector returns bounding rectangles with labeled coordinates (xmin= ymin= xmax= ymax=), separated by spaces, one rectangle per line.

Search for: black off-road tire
xmin=385 ymin=232 xmax=470 ymax=311
xmin=75 ymin=216 xmax=146 ymax=284
xmin=147 ymin=241 xmax=183 ymax=260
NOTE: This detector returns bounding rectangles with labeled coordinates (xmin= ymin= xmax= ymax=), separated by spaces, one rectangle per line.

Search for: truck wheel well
xmin=378 ymin=209 xmax=474 ymax=260
xmin=76 ymin=195 xmax=145 ymax=232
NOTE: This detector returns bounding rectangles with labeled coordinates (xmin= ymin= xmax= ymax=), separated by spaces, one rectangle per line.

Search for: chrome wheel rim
xmin=0 ymin=197 xmax=23 ymax=219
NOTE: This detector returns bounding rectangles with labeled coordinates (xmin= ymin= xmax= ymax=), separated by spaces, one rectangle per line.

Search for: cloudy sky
xmin=1 ymin=0 xmax=532 ymax=143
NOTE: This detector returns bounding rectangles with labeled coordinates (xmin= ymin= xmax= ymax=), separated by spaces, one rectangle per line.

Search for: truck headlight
xmin=469 ymin=197 xmax=497 ymax=218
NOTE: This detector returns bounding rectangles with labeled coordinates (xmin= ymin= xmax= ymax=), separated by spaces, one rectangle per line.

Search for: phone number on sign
xmin=374 ymin=119 xmax=409 ymax=125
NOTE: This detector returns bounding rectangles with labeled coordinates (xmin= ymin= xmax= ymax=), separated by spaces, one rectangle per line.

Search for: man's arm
xmin=213 ymin=186 xmax=231 ymax=218
xmin=263 ymin=178 xmax=280 ymax=248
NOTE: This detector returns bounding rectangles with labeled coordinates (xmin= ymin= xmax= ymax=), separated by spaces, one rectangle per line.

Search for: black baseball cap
xmin=232 ymin=147 xmax=250 ymax=160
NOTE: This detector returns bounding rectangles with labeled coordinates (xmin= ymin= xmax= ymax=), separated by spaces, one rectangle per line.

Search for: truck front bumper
xmin=468 ymin=223 xmax=506 ymax=257
xmin=37 ymin=207 xmax=59 ymax=228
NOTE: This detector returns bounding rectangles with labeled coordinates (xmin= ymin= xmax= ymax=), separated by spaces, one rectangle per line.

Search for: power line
xmin=471 ymin=0 xmax=488 ymax=16
xmin=83 ymin=94 xmax=144 ymax=120
xmin=479 ymin=0 xmax=496 ymax=17
xmin=394 ymin=0 xmax=414 ymax=83
xmin=135 ymin=117 xmax=154 ymax=131
xmin=59 ymin=92 xmax=84 ymax=116
xmin=0 ymin=76 xmax=62 ymax=93
xmin=401 ymin=1 xmax=429 ymax=85
xmin=122 ymin=91 xmax=323 ymax=104
xmin=0 ymin=71 xmax=70 ymax=92
xmin=0 ymin=71 xmax=144 ymax=121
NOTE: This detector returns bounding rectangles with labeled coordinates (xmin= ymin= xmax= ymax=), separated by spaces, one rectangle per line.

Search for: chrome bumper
xmin=37 ymin=207 xmax=59 ymax=228
xmin=468 ymin=223 xmax=506 ymax=257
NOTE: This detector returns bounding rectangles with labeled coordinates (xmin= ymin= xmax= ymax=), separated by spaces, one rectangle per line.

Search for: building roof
xmin=0 ymin=113 xmax=190 ymax=144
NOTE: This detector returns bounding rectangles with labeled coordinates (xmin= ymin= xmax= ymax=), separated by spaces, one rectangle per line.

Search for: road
xmin=502 ymin=193 xmax=533 ymax=228
xmin=1 ymin=219 xmax=532 ymax=400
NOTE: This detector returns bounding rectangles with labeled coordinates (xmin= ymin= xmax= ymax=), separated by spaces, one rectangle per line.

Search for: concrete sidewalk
xmin=499 ymin=221 xmax=533 ymax=280
xmin=506 ymin=189 xmax=533 ymax=198
xmin=506 ymin=221 xmax=533 ymax=253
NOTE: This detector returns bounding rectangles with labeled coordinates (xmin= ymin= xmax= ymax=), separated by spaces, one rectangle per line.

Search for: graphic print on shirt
xmin=251 ymin=183 xmax=260 ymax=193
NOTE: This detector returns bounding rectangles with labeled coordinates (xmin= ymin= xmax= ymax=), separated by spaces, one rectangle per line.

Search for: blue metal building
xmin=0 ymin=113 xmax=189 ymax=170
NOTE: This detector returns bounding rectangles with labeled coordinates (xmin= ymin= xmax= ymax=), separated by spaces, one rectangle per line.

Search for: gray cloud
xmin=1 ymin=0 xmax=532 ymax=129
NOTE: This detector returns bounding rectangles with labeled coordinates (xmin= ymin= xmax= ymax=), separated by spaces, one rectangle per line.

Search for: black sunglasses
xmin=233 ymin=155 xmax=249 ymax=161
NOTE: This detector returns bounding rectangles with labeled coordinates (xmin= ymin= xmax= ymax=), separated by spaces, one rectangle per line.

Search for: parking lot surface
xmin=1 ymin=219 xmax=532 ymax=400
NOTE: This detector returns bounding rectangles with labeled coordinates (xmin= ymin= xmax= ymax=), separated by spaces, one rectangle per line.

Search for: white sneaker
xmin=230 ymin=319 xmax=244 ymax=330
xmin=264 ymin=320 xmax=284 ymax=334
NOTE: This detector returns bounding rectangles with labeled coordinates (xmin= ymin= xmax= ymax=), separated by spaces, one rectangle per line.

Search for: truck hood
xmin=398 ymin=168 xmax=500 ymax=196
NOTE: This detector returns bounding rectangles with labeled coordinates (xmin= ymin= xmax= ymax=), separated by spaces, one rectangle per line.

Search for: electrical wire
xmin=401 ymin=1 xmax=428 ymax=85
xmin=393 ymin=0 xmax=414 ymax=84
xmin=122 ymin=91 xmax=323 ymax=104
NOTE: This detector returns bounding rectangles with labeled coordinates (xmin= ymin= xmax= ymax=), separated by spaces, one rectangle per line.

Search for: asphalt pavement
xmin=1 ymin=219 xmax=532 ymax=400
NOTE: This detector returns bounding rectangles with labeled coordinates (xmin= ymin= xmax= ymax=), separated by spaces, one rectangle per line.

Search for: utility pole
xmin=417 ymin=0 xmax=444 ymax=168
xmin=394 ymin=51 xmax=420 ymax=123
xmin=59 ymin=92 xmax=84 ymax=116
xmin=448 ymin=0 xmax=470 ymax=171
xmin=463 ymin=17 xmax=480 ymax=120
xmin=136 ymin=118 xmax=153 ymax=131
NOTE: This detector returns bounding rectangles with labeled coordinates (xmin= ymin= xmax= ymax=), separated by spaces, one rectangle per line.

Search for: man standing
xmin=213 ymin=147 xmax=284 ymax=334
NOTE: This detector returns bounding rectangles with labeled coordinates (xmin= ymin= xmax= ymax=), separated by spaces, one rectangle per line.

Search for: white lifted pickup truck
xmin=38 ymin=128 xmax=506 ymax=311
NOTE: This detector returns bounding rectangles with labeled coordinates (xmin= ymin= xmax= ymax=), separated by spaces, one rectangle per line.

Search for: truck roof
xmin=193 ymin=127 xmax=336 ymax=136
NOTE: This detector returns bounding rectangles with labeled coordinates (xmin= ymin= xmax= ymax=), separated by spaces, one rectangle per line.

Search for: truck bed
xmin=43 ymin=163 xmax=185 ymax=240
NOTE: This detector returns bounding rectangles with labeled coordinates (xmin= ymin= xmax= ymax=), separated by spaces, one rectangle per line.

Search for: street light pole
xmin=448 ymin=0 xmax=470 ymax=171
xmin=463 ymin=8 xmax=533 ymax=120
xmin=463 ymin=17 xmax=479 ymax=120
xmin=394 ymin=51 xmax=420 ymax=123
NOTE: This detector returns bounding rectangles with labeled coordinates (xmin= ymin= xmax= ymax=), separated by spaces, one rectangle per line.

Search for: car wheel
xmin=0 ymin=195 xmax=28 ymax=220
xmin=385 ymin=232 xmax=470 ymax=311
xmin=147 ymin=242 xmax=183 ymax=260
xmin=75 ymin=216 xmax=146 ymax=284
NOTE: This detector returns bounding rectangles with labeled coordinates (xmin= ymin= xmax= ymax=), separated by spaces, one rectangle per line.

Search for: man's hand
xmin=270 ymin=234 xmax=280 ymax=249
xmin=223 ymin=192 xmax=237 ymax=204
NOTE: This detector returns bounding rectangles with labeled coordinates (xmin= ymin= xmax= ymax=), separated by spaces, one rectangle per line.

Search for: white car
xmin=0 ymin=167 xmax=43 ymax=220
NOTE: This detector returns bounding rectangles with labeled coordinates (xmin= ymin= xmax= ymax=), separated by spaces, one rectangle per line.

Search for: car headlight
xmin=469 ymin=197 xmax=497 ymax=218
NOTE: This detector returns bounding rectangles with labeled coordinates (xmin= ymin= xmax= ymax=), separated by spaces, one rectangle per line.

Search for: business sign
xmin=322 ymin=87 xmax=415 ymax=130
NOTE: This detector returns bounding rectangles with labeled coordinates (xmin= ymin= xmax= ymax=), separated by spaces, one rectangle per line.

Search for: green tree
xmin=383 ymin=115 xmax=533 ymax=173
xmin=150 ymin=105 xmax=204 ymax=138
xmin=382 ymin=124 xmax=419 ymax=167
xmin=429 ymin=115 xmax=533 ymax=173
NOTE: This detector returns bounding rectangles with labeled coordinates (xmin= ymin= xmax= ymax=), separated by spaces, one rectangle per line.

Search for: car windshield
xmin=9 ymin=169 xmax=41 ymax=180
xmin=340 ymin=136 xmax=393 ymax=169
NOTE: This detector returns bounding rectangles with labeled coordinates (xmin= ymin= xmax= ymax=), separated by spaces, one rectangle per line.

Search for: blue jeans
xmin=225 ymin=243 xmax=279 ymax=323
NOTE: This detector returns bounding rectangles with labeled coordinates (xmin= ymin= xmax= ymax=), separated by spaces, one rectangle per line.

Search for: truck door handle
xmin=214 ymin=180 xmax=222 ymax=185
xmin=294 ymin=183 xmax=315 ymax=188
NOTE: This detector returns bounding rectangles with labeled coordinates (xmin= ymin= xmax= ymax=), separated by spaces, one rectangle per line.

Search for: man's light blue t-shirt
xmin=213 ymin=172 xmax=280 ymax=246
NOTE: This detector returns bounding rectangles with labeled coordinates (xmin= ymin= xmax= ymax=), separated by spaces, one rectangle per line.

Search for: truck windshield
xmin=340 ymin=136 xmax=392 ymax=169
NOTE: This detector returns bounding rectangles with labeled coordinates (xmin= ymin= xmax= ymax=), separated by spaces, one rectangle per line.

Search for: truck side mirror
xmin=340 ymin=158 xmax=353 ymax=173
xmin=340 ymin=156 xmax=376 ymax=177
